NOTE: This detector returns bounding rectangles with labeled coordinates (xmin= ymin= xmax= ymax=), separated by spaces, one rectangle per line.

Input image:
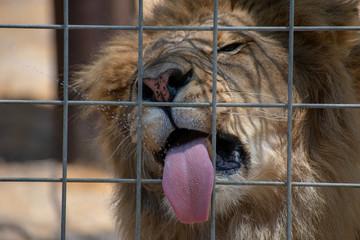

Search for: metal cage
xmin=1 ymin=1 xmax=360 ymax=239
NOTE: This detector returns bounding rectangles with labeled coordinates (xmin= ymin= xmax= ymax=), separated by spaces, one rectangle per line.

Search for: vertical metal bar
xmin=136 ymin=0 xmax=144 ymax=239
xmin=286 ymin=0 xmax=295 ymax=239
xmin=60 ymin=0 xmax=69 ymax=239
xmin=210 ymin=0 xmax=218 ymax=239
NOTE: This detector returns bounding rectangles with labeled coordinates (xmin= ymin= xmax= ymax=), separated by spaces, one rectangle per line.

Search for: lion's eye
xmin=217 ymin=43 xmax=244 ymax=54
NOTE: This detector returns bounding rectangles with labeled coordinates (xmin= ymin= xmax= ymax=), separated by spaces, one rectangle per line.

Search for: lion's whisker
xmin=105 ymin=129 xmax=136 ymax=162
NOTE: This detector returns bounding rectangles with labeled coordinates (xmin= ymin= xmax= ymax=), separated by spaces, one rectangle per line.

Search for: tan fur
xmin=75 ymin=0 xmax=360 ymax=239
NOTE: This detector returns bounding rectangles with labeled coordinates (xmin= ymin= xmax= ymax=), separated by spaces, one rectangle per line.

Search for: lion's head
xmin=76 ymin=0 xmax=360 ymax=239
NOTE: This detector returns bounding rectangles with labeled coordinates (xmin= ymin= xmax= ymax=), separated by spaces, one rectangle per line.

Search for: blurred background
xmin=0 ymin=0 xmax=135 ymax=239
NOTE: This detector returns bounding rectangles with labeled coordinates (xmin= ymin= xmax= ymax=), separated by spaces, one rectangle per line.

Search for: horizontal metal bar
xmin=0 ymin=177 xmax=62 ymax=182
xmin=220 ymin=26 xmax=360 ymax=31
xmin=293 ymin=103 xmax=360 ymax=108
xmin=1 ymin=24 xmax=360 ymax=31
xmin=0 ymin=99 xmax=210 ymax=107
xmin=217 ymin=181 xmax=360 ymax=188
xmin=0 ymin=24 xmax=280 ymax=31
xmin=0 ymin=24 xmax=137 ymax=30
xmin=68 ymin=178 xmax=162 ymax=184
xmin=70 ymin=178 xmax=137 ymax=183
xmin=0 ymin=24 xmax=64 ymax=29
xmin=0 ymin=177 xmax=160 ymax=184
xmin=295 ymin=26 xmax=360 ymax=31
xmin=2 ymin=99 xmax=360 ymax=109
xmin=1 ymin=177 xmax=360 ymax=188
xmin=293 ymin=182 xmax=360 ymax=188
xmin=216 ymin=180 xmax=286 ymax=186
xmin=216 ymin=103 xmax=287 ymax=108
xmin=70 ymin=25 xmax=138 ymax=30
xmin=144 ymin=26 xmax=289 ymax=31
xmin=0 ymin=177 xmax=135 ymax=183
xmin=0 ymin=99 xmax=64 ymax=105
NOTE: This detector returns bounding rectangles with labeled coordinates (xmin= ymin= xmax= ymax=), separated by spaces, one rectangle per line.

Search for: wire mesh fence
xmin=1 ymin=1 xmax=360 ymax=240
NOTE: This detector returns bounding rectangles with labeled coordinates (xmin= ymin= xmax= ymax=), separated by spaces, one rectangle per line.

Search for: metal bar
xmin=216 ymin=181 xmax=360 ymax=188
xmin=292 ymin=182 xmax=360 ymax=188
xmin=0 ymin=24 xmax=137 ymax=30
xmin=0 ymin=3 xmax=358 ymax=240
xmin=0 ymin=24 xmax=64 ymax=29
xmin=70 ymin=25 xmax=138 ymax=30
xmin=0 ymin=178 xmax=63 ymax=182
xmin=143 ymin=26 xmax=290 ymax=31
xmin=2 ymin=177 xmax=360 ymax=188
xmin=0 ymin=100 xmax=64 ymax=105
xmin=1 ymin=24 xmax=360 ymax=31
xmin=286 ymin=0 xmax=295 ymax=239
xmin=0 ymin=99 xmax=284 ymax=108
xmin=221 ymin=26 xmax=360 ymax=31
xmin=135 ymin=0 xmax=144 ymax=239
xmin=60 ymin=0 xmax=69 ymax=239
xmin=2 ymin=99 xmax=360 ymax=109
xmin=210 ymin=0 xmax=218 ymax=239
xmin=295 ymin=26 xmax=360 ymax=31
xmin=293 ymin=103 xmax=360 ymax=108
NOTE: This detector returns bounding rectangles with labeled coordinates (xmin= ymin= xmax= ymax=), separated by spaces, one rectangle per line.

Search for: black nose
xmin=141 ymin=68 xmax=193 ymax=102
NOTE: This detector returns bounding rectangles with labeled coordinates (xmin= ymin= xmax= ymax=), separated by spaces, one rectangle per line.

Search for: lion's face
xmin=117 ymin=13 xmax=293 ymax=222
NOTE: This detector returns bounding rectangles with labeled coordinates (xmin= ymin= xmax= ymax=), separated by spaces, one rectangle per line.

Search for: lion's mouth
xmin=157 ymin=129 xmax=248 ymax=223
xmin=155 ymin=129 xmax=248 ymax=174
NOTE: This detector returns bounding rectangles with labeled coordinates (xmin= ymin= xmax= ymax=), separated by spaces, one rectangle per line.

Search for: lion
xmin=75 ymin=0 xmax=360 ymax=239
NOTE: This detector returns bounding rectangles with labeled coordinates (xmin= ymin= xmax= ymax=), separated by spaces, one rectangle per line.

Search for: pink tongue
xmin=162 ymin=138 xmax=214 ymax=223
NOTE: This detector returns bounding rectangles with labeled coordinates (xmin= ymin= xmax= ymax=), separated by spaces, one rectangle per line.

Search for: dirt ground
xmin=0 ymin=160 xmax=117 ymax=240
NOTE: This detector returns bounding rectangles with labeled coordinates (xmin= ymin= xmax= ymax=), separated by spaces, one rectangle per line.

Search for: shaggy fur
xmin=75 ymin=0 xmax=360 ymax=239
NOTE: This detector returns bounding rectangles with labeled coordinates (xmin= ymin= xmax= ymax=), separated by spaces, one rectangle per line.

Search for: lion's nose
xmin=141 ymin=68 xmax=192 ymax=102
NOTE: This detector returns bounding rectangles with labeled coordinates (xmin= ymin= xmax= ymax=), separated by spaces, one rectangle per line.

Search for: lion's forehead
xmin=144 ymin=13 xmax=255 ymax=57
xmin=144 ymin=31 xmax=213 ymax=57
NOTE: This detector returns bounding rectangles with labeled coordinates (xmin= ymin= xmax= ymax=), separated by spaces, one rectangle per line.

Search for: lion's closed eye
xmin=217 ymin=42 xmax=245 ymax=54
